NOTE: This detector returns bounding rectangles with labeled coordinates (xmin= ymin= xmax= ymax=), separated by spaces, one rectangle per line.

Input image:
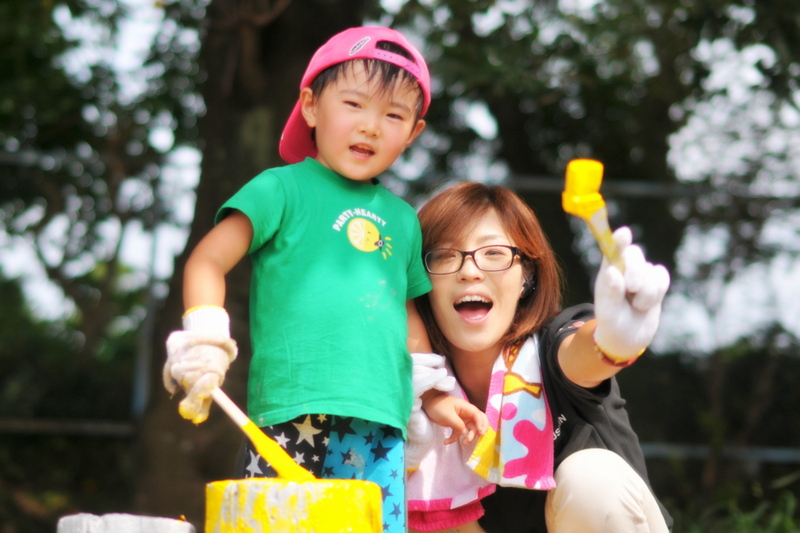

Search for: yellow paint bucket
xmin=206 ymin=478 xmax=382 ymax=532
xmin=205 ymin=389 xmax=383 ymax=532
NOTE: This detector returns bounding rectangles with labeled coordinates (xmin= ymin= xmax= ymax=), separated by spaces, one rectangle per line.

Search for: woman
xmin=406 ymin=182 xmax=672 ymax=532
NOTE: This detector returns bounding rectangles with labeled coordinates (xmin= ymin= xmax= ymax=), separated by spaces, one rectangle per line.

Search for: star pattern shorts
xmin=235 ymin=414 xmax=406 ymax=532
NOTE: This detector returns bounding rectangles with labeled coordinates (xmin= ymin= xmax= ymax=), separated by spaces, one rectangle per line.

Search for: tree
xmin=387 ymin=0 xmax=692 ymax=302
xmin=0 ymin=0 xmax=202 ymax=361
xmin=1 ymin=1 xmax=207 ymax=529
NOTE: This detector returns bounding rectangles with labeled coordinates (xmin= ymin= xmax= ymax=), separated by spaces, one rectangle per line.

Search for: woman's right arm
xmin=559 ymin=227 xmax=669 ymax=389
xmin=557 ymin=319 xmax=626 ymax=389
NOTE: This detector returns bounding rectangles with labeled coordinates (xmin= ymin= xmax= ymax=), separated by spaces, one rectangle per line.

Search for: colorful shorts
xmin=235 ymin=414 xmax=406 ymax=533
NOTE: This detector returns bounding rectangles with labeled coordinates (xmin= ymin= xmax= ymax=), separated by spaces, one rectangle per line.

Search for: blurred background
xmin=3 ymin=0 xmax=800 ymax=531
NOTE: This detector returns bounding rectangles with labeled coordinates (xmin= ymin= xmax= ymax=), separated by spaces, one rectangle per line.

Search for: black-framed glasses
xmin=424 ymin=245 xmax=520 ymax=275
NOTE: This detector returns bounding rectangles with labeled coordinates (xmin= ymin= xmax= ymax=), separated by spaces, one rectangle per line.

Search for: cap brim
xmin=279 ymin=100 xmax=317 ymax=164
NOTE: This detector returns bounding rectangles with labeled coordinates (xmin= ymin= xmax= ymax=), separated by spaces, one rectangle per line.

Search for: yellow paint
xmin=241 ymin=421 xmax=315 ymax=482
xmin=206 ymin=478 xmax=382 ymax=532
xmin=205 ymin=388 xmax=382 ymax=531
xmin=179 ymin=400 xmax=207 ymax=425
xmin=562 ymin=158 xmax=624 ymax=272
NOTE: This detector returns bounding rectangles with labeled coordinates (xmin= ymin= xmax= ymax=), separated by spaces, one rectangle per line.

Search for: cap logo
xmin=349 ymin=36 xmax=371 ymax=56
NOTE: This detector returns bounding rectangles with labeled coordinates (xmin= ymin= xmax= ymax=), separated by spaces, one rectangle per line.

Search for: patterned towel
xmin=468 ymin=336 xmax=555 ymax=489
xmin=407 ymin=336 xmax=554 ymax=531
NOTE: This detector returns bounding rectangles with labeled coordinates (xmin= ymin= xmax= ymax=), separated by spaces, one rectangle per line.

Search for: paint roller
xmin=562 ymin=158 xmax=625 ymax=272
xmin=204 ymin=388 xmax=383 ymax=532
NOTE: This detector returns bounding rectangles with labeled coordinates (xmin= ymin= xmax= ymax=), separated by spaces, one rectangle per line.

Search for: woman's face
xmin=428 ymin=209 xmax=526 ymax=362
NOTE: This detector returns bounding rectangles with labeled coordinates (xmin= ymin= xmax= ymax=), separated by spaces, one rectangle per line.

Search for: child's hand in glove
xmin=163 ymin=306 xmax=237 ymax=424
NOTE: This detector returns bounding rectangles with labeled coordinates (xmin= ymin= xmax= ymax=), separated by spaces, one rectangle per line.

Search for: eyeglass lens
xmin=425 ymin=245 xmax=516 ymax=274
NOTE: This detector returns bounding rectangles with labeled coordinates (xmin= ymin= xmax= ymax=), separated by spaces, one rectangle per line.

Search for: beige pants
xmin=410 ymin=448 xmax=668 ymax=533
xmin=545 ymin=448 xmax=669 ymax=533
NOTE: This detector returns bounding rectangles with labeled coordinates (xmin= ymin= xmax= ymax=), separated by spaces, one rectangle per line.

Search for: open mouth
xmin=454 ymin=295 xmax=493 ymax=320
xmin=350 ymin=144 xmax=375 ymax=157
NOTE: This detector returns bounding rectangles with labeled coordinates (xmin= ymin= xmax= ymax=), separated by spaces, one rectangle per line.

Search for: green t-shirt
xmin=217 ymin=158 xmax=431 ymax=436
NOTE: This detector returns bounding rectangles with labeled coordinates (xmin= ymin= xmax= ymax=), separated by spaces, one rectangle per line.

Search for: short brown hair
xmin=415 ymin=182 xmax=564 ymax=355
xmin=310 ymin=41 xmax=425 ymax=122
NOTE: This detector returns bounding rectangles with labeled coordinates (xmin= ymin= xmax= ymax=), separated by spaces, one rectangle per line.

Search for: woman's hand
xmin=593 ymin=226 xmax=670 ymax=360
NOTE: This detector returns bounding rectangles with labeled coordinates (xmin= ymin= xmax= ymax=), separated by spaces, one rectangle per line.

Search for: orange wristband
xmin=594 ymin=342 xmax=644 ymax=368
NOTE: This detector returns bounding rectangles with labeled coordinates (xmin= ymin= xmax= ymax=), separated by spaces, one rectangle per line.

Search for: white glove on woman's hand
xmin=163 ymin=307 xmax=237 ymax=424
xmin=406 ymin=353 xmax=455 ymax=469
xmin=593 ymin=227 xmax=670 ymax=360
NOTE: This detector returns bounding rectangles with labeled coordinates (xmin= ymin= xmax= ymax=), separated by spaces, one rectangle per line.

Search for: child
xmin=163 ymin=27 xmax=434 ymax=533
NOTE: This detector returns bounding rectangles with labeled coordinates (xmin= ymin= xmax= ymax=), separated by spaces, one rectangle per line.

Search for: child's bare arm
xmin=164 ymin=211 xmax=253 ymax=424
xmin=183 ymin=211 xmax=253 ymax=309
xmin=422 ymin=391 xmax=489 ymax=445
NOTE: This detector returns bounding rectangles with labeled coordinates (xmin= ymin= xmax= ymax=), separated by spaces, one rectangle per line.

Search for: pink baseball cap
xmin=279 ymin=26 xmax=431 ymax=164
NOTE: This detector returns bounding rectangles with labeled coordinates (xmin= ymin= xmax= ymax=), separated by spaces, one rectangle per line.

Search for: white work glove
xmin=163 ymin=306 xmax=238 ymax=424
xmin=412 ymin=352 xmax=455 ymax=398
xmin=593 ymin=227 xmax=670 ymax=361
xmin=406 ymin=353 xmax=455 ymax=470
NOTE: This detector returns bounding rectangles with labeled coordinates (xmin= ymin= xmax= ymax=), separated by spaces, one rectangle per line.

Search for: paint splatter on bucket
xmin=206 ymin=478 xmax=382 ymax=532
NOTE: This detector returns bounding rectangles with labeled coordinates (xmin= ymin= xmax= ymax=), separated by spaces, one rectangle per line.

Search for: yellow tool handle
xmin=562 ymin=159 xmax=606 ymax=219
xmin=210 ymin=388 xmax=315 ymax=482
xmin=562 ymin=158 xmax=625 ymax=272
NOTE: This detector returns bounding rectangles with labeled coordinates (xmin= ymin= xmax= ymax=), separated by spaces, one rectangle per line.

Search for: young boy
xmin=163 ymin=27 xmax=433 ymax=532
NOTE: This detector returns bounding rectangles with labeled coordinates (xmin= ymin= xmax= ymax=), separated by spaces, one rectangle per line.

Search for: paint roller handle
xmin=210 ymin=387 xmax=249 ymax=426
xmin=562 ymin=159 xmax=625 ymax=273
xmin=210 ymin=388 xmax=316 ymax=482
xmin=587 ymin=213 xmax=625 ymax=273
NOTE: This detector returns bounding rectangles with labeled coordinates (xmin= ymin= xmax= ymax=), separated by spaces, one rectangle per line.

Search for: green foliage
xmin=0 ymin=435 xmax=137 ymax=533
xmin=674 ymin=492 xmax=800 ymax=532
xmin=0 ymin=0 xmax=205 ymax=359
xmin=0 ymin=1 xmax=89 ymax=149
xmin=0 ymin=278 xmax=136 ymax=531
xmin=0 ymin=273 xmax=138 ymax=417
xmin=618 ymin=348 xmax=800 ymax=527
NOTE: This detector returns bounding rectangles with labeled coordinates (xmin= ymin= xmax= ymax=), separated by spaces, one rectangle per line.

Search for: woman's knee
xmin=545 ymin=448 xmax=668 ymax=533
xmin=555 ymin=448 xmax=634 ymax=500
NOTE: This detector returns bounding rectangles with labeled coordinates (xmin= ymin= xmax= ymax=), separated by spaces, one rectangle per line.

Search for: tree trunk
xmin=134 ymin=0 xmax=368 ymax=526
